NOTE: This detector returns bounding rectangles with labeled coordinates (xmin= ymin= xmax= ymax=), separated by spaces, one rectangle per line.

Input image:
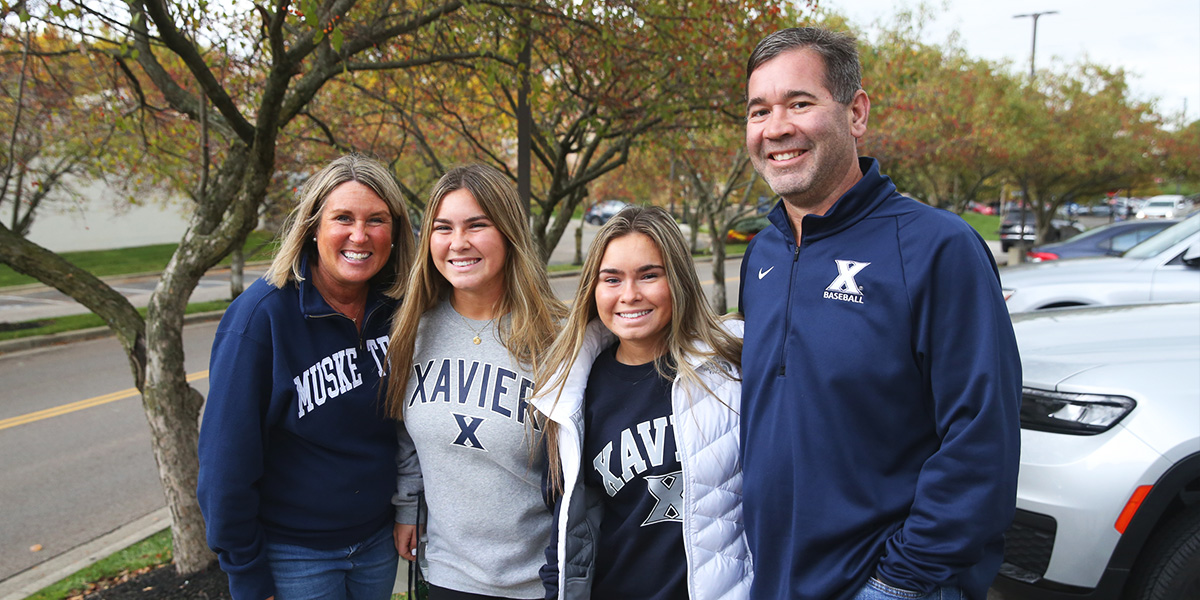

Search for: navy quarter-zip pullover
xmin=198 ymin=258 xmax=398 ymax=600
xmin=738 ymin=158 xmax=1021 ymax=600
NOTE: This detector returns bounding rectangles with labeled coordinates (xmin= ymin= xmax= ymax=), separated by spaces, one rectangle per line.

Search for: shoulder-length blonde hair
xmin=385 ymin=164 xmax=567 ymax=419
xmin=535 ymin=205 xmax=741 ymax=495
xmin=264 ymin=154 xmax=416 ymax=298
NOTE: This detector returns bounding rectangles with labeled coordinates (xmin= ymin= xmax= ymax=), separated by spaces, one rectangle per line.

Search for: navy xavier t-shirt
xmin=582 ymin=344 xmax=687 ymax=600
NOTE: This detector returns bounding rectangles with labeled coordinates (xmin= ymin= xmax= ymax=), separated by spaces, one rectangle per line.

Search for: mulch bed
xmin=78 ymin=564 xmax=230 ymax=600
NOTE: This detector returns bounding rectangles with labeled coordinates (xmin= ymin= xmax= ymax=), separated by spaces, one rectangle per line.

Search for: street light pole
xmin=1010 ymin=10 xmax=1058 ymax=264
xmin=1013 ymin=10 xmax=1059 ymax=82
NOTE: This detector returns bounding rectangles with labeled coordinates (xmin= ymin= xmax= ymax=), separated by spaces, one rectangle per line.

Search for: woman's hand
xmin=394 ymin=523 xmax=419 ymax=562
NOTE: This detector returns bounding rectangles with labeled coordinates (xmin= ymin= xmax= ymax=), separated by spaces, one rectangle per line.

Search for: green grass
xmin=25 ymin=529 xmax=173 ymax=600
xmin=0 ymin=231 xmax=277 ymax=289
xmin=723 ymin=242 xmax=749 ymax=255
xmin=959 ymin=212 xmax=1002 ymax=241
xmin=0 ymin=299 xmax=231 ymax=342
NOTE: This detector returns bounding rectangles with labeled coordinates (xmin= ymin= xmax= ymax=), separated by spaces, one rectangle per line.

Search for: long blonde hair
xmin=264 ymin=154 xmax=415 ymax=298
xmin=535 ymin=205 xmax=741 ymax=496
xmin=385 ymin=164 xmax=567 ymax=419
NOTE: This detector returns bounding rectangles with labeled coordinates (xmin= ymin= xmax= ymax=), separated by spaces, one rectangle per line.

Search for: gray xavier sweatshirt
xmin=394 ymin=300 xmax=551 ymax=599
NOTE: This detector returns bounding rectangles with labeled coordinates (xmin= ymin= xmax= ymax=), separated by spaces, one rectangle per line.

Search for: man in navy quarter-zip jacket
xmin=738 ymin=27 xmax=1021 ymax=600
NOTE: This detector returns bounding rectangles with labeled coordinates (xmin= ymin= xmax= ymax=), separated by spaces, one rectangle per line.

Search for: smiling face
xmin=311 ymin=181 xmax=394 ymax=300
xmin=594 ymin=232 xmax=673 ymax=365
xmin=430 ymin=188 xmax=508 ymax=310
xmin=745 ymin=47 xmax=869 ymax=218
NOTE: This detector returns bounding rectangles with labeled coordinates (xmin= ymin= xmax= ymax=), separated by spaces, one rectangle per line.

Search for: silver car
xmin=993 ymin=302 xmax=1200 ymax=600
xmin=1136 ymin=195 xmax=1187 ymax=219
xmin=1001 ymin=213 xmax=1200 ymax=313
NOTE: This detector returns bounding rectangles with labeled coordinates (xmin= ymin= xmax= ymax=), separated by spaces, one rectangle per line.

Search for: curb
xmin=0 ymin=508 xmax=171 ymax=600
xmin=0 ymin=311 xmax=227 ymax=357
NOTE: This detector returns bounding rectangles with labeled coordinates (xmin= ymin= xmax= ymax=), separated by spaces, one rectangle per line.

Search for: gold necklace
xmin=457 ymin=312 xmax=492 ymax=345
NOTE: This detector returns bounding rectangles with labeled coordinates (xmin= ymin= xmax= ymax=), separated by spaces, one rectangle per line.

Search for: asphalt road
xmin=0 ymin=323 xmax=215 ymax=580
xmin=0 ymin=255 xmax=744 ymax=584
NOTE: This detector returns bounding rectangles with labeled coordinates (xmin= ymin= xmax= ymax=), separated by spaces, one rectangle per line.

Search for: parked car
xmin=726 ymin=216 xmax=771 ymax=243
xmin=1136 ymin=195 xmax=1188 ymax=219
xmin=968 ymin=201 xmax=997 ymax=215
xmin=583 ymin=200 xmax=631 ymax=225
xmin=994 ymin=302 xmax=1200 ymax=600
xmin=1001 ymin=213 xmax=1200 ymax=312
xmin=1025 ymin=219 xmax=1178 ymax=262
xmin=998 ymin=208 xmax=1084 ymax=252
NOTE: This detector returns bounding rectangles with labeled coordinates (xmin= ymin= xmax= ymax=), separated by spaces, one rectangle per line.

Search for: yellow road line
xmin=0 ymin=370 xmax=209 ymax=431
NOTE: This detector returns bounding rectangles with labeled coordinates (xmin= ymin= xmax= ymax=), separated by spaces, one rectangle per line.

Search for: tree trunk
xmin=145 ymin=243 xmax=218 ymax=575
xmin=708 ymin=215 xmax=727 ymax=313
xmin=574 ymin=214 xmax=583 ymax=265
xmin=538 ymin=189 xmax=587 ymax=264
xmin=230 ymin=245 xmax=244 ymax=300
xmin=680 ymin=202 xmax=699 ymax=254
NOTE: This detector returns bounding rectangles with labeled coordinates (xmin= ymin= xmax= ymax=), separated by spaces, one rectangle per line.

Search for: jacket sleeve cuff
xmin=224 ymin=562 xmax=275 ymax=600
xmin=394 ymin=502 xmax=419 ymax=524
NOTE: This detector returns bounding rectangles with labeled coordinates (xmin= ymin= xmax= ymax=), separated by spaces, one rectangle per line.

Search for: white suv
xmin=1136 ymin=195 xmax=1187 ymax=219
xmin=993 ymin=302 xmax=1200 ymax=600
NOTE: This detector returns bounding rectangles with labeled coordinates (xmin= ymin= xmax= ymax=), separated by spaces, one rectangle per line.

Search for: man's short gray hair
xmin=746 ymin=27 xmax=862 ymax=105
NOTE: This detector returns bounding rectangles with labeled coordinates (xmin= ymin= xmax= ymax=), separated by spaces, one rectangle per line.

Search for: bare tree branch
xmin=139 ymin=0 xmax=255 ymax=140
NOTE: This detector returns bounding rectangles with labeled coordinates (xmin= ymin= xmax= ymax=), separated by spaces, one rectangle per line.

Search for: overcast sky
xmin=829 ymin=0 xmax=1199 ymax=124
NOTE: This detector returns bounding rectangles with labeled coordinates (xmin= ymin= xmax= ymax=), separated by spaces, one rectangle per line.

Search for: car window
xmin=1123 ymin=214 xmax=1200 ymax=259
xmin=1165 ymin=249 xmax=1192 ymax=266
xmin=1109 ymin=231 xmax=1140 ymax=252
xmin=1136 ymin=228 xmax=1164 ymax=243
xmin=1065 ymin=224 xmax=1123 ymax=244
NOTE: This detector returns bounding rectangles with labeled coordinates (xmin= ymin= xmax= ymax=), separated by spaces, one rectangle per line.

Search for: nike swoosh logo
xmin=758 ymin=266 xmax=774 ymax=279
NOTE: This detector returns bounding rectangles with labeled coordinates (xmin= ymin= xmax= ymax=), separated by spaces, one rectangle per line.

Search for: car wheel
xmin=1123 ymin=506 xmax=1200 ymax=600
xmin=1001 ymin=241 xmax=1012 ymax=252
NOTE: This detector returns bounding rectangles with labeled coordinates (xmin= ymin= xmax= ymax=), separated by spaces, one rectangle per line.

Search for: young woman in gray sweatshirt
xmin=386 ymin=164 xmax=566 ymax=600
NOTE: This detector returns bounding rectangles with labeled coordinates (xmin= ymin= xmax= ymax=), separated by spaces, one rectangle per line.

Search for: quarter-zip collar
xmin=297 ymin=254 xmax=395 ymax=327
xmin=766 ymin=157 xmax=898 ymax=245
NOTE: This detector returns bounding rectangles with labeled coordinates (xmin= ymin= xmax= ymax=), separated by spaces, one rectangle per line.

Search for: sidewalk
xmin=0 ymin=264 xmax=267 ymax=356
xmin=0 ymin=510 xmax=171 ymax=600
xmin=0 ymin=507 xmax=413 ymax=600
xmin=0 ymin=264 xmax=267 ymax=326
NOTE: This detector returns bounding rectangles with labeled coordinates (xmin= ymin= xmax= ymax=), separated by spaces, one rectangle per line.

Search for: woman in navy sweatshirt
xmin=197 ymin=154 xmax=416 ymax=600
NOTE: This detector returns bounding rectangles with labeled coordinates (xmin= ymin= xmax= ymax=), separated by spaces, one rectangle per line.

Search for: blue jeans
xmin=852 ymin=577 xmax=966 ymax=600
xmin=265 ymin=524 xmax=399 ymax=600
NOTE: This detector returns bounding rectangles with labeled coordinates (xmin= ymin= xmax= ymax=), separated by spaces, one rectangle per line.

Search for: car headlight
xmin=1020 ymin=387 xmax=1136 ymax=435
